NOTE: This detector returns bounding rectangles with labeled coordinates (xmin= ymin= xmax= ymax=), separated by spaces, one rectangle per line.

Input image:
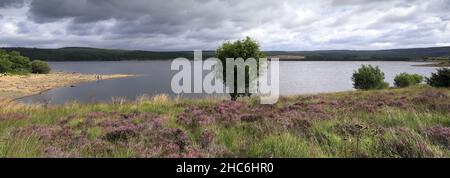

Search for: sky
xmin=0 ymin=0 xmax=449 ymax=51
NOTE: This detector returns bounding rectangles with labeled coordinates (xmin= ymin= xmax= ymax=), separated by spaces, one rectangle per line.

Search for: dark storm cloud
xmin=0 ymin=0 xmax=449 ymax=50
xmin=27 ymin=0 xmax=267 ymax=41
xmin=0 ymin=0 xmax=26 ymax=8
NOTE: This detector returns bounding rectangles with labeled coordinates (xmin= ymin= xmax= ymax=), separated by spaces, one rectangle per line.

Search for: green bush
xmin=352 ymin=65 xmax=389 ymax=90
xmin=426 ymin=68 xmax=450 ymax=87
xmin=394 ymin=73 xmax=423 ymax=88
xmin=31 ymin=60 xmax=51 ymax=74
xmin=0 ymin=58 xmax=13 ymax=73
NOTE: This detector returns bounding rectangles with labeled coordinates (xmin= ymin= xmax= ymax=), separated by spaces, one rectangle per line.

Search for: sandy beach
xmin=0 ymin=72 xmax=133 ymax=100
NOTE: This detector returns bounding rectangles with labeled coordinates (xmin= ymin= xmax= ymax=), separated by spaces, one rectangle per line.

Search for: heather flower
xmin=159 ymin=128 xmax=190 ymax=151
xmin=381 ymin=128 xmax=436 ymax=158
xmin=240 ymin=114 xmax=261 ymax=122
xmin=199 ymin=129 xmax=216 ymax=148
xmin=105 ymin=124 xmax=140 ymax=142
xmin=412 ymin=91 xmax=449 ymax=104
xmin=142 ymin=116 xmax=166 ymax=130
xmin=85 ymin=139 xmax=115 ymax=156
xmin=44 ymin=146 xmax=79 ymax=158
xmin=177 ymin=106 xmax=213 ymax=127
xmin=15 ymin=125 xmax=56 ymax=141
xmin=426 ymin=126 xmax=450 ymax=149
xmin=179 ymin=146 xmax=206 ymax=158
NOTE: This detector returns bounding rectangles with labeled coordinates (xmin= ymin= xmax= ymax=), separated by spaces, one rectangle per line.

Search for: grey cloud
xmin=0 ymin=0 xmax=27 ymax=8
xmin=0 ymin=0 xmax=449 ymax=50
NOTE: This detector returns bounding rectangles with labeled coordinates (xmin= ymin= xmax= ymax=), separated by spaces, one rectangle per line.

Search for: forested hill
xmin=0 ymin=47 xmax=208 ymax=61
xmin=1 ymin=46 xmax=449 ymax=61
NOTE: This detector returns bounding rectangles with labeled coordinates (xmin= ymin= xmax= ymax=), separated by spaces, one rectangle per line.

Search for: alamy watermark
xmin=170 ymin=50 xmax=279 ymax=104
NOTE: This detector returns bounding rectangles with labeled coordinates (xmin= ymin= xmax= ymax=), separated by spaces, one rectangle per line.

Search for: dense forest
xmin=1 ymin=46 xmax=449 ymax=61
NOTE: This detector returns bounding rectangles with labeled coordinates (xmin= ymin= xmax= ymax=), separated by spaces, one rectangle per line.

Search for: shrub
xmin=0 ymin=58 xmax=13 ymax=73
xmin=426 ymin=68 xmax=450 ymax=87
xmin=352 ymin=65 xmax=388 ymax=90
xmin=31 ymin=60 xmax=51 ymax=74
xmin=394 ymin=73 xmax=423 ymax=88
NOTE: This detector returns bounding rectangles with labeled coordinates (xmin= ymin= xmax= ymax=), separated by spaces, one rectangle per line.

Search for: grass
xmin=0 ymin=85 xmax=449 ymax=158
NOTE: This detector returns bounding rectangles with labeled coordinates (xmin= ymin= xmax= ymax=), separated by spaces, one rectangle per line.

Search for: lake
xmin=19 ymin=61 xmax=439 ymax=104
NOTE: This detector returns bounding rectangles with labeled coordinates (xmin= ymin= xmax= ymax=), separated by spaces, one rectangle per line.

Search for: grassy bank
xmin=0 ymin=85 xmax=449 ymax=158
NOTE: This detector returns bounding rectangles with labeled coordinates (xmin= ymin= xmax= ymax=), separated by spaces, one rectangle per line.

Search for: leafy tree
xmin=215 ymin=37 xmax=266 ymax=100
xmin=8 ymin=51 xmax=31 ymax=72
xmin=31 ymin=60 xmax=51 ymax=74
xmin=352 ymin=65 xmax=389 ymax=90
xmin=394 ymin=73 xmax=423 ymax=88
xmin=0 ymin=50 xmax=12 ymax=73
xmin=426 ymin=68 xmax=450 ymax=87
xmin=0 ymin=58 xmax=13 ymax=73
xmin=0 ymin=50 xmax=51 ymax=74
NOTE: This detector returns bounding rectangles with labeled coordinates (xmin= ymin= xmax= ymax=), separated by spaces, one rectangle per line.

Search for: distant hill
xmin=1 ymin=46 xmax=449 ymax=61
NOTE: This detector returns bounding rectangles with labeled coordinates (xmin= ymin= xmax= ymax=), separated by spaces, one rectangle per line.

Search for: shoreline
xmin=0 ymin=72 xmax=134 ymax=101
xmin=412 ymin=62 xmax=450 ymax=67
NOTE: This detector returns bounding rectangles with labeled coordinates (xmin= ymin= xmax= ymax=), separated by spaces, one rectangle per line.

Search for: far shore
xmin=412 ymin=61 xmax=450 ymax=67
xmin=0 ymin=72 xmax=134 ymax=101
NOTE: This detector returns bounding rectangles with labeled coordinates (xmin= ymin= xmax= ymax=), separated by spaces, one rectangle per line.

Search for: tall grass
xmin=0 ymin=85 xmax=449 ymax=158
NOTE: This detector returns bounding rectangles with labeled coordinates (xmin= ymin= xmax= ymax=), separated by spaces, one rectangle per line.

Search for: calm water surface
xmin=19 ymin=61 xmax=439 ymax=104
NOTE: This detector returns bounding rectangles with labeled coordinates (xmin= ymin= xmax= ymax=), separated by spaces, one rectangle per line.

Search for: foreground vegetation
xmin=0 ymin=85 xmax=449 ymax=158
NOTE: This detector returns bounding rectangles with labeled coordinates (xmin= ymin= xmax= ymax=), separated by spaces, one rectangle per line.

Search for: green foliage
xmin=394 ymin=73 xmax=423 ymax=88
xmin=0 ymin=50 xmax=50 ymax=74
xmin=31 ymin=60 xmax=51 ymax=74
xmin=215 ymin=37 xmax=266 ymax=100
xmin=426 ymin=68 xmax=450 ymax=87
xmin=352 ymin=65 xmax=389 ymax=90
xmin=0 ymin=58 xmax=13 ymax=73
xmin=8 ymin=51 xmax=31 ymax=72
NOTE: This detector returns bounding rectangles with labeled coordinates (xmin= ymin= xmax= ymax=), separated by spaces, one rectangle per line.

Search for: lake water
xmin=19 ymin=61 xmax=440 ymax=104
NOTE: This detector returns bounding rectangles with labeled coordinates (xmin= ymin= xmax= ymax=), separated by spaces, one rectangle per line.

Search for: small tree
xmin=352 ymin=65 xmax=389 ymax=90
xmin=426 ymin=68 xmax=450 ymax=87
xmin=394 ymin=73 xmax=423 ymax=88
xmin=31 ymin=60 xmax=51 ymax=74
xmin=215 ymin=37 xmax=265 ymax=100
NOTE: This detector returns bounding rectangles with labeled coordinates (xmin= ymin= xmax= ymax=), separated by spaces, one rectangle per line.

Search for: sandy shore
xmin=0 ymin=72 xmax=133 ymax=100
xmin=412 ymin=59 xmax=450 ymax=67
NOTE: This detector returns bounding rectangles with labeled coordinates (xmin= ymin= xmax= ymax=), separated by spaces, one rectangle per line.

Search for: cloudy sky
xmin=0 ymin=0 xmax=449 ymax=51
